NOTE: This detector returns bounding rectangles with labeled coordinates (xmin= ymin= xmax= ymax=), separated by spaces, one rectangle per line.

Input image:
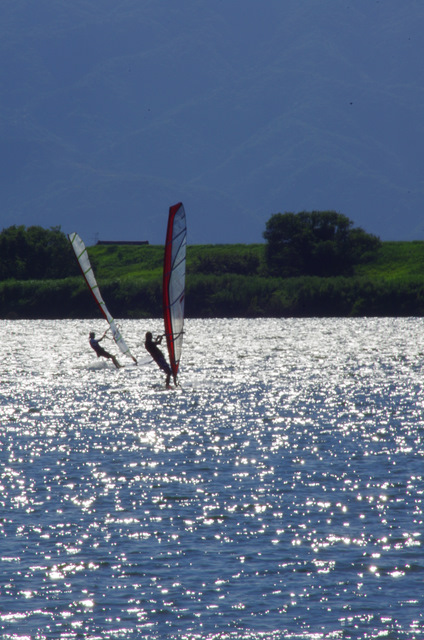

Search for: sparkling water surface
xmin=1 ymin=318 xmax=424 ymax=639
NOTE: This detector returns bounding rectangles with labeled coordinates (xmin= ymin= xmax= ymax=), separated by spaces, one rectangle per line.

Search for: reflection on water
xmin=1 ymin=318 xmax=424 ymax=638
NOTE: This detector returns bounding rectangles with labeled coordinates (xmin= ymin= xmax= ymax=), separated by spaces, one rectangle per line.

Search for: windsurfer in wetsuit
xmin=89 ymin=331 xmax=121 ymax=369
xmin=144 ymin=331 xmax=172 ymax=388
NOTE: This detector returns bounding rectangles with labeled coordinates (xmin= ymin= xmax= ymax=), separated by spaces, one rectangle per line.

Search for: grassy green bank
xmin=1 ymin=241 xmax=424 ymax=319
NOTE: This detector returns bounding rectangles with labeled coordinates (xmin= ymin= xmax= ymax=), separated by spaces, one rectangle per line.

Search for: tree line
xmin=0 ymin=225 xmax=78 ymax=280
xmin=2 ymin=271 xmax=424 ymax=319
xmin=263 ymin=210 xmax=381 ymax=277
xmin=0 ymin=212 xmax=380 ymax=281
xmin=1 ymin=215 xmax=422 ymax=319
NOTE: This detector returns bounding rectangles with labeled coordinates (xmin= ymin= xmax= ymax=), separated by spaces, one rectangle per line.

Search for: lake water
xmin=1 ymin=317 xmax=424 ymax=639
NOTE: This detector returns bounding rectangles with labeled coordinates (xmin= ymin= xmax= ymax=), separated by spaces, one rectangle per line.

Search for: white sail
xmin=68 ymin=232 xmax=137 ymax=363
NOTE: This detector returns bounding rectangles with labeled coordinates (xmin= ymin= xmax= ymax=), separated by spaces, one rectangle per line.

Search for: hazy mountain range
xmin=1 ymin=0 xmax=424 ymax=245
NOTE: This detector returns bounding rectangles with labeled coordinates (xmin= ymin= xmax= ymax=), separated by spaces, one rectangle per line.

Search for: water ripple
xmin=1 ymin=318 xmax=424 ymax=638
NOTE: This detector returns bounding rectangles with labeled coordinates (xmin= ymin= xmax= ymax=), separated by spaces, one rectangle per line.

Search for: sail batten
xmin=163 ymin=203 xmax=187 ymax=381
xmin=68 ymin=232 xmax=136 ymax=363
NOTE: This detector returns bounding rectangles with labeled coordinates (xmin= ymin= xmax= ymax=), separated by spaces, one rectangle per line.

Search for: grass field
xmin=2 ymin=241 xmax=424 ymax=319
xmin=87 ymin=241 xmax=424 ymax=282
xmin=355 ymin=241 xmax=424 ymax=280
xmin=88 ymin=243 xmax=266 ymax=280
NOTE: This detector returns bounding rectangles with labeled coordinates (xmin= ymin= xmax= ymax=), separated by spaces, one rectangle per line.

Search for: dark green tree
xmin=263 ymin=211 xmax=381 ymax=277
xmin=0 ymin=225 xmax=78 ymax=280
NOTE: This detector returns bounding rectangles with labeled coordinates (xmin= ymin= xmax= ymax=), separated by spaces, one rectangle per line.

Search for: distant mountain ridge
xmin=1 ymin=1 xmax=424 ymax=244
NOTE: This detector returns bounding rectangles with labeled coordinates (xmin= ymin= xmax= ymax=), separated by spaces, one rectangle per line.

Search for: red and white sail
xmin=163 ymin=203 xmax=187 ymax=381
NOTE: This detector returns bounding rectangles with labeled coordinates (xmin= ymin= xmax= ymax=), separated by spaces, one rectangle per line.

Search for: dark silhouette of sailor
xmin=144 ymin=331 xmax=172 ymax=387
xmin=89 ymin=331 xmax=121 ymax=368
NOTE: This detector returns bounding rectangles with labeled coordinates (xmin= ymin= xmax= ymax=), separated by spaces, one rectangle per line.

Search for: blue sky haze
xmin=1 ymin=0 xmax=423 ymax=245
